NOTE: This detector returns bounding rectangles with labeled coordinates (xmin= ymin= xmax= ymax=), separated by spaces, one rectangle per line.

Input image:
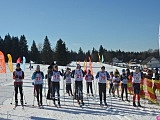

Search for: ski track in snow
xmin=0 ymin=62 xmax=160 ymax=120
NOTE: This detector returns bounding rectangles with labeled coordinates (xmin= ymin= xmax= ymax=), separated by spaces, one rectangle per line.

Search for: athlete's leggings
xmin=14 ymin=84 xmax=23 ymax=103
xmin=35 ymin=84 xmax=43 ymax=105
xmin=98 ymin=83 xmax=106 ymax=103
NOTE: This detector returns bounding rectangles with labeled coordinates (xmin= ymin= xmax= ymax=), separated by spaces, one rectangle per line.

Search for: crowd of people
xmin=12 ymin=63 xmax=159 ymax=108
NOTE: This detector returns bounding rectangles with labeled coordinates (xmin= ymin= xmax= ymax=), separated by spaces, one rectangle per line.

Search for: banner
xmin=0 ymin=51 xmax=6 ymax=73
xmin=22 ymin=56 xmax=26 ymax=71
xmin=83 ymin=60 xmax=87 ymax=72
xmin=159 ymin=24 xmax=160 ymax=57
xmin=16 ymin=57 xmax=21 ymax=63
xmin=98 ymin=53 xmax=101 ymax=65
xmin=101 ymin=55 xmax=104 ymax=63
xmin=98 ymin=53 xmax=101 ymax=62
xmin=145 ymin=79 xmax=156 ymax=103
xmin=7 ymin=54 xmax=13 ymax=72
xmin=88 ymin=56 xmax=93 ymax=75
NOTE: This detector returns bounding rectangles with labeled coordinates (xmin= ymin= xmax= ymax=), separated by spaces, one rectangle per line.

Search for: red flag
xmin=16 ymin=57 xmax=21 ymax=63
xmin=0 ymin=51 xmax=6 ymax=73
xmin=89 ymin=57 xmax=93 ymax=75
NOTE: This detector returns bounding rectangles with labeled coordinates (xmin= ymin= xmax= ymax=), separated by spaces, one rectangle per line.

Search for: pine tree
xmin=77 ymin=47 xmax=85 ymax=61
xmin=3 ymin=34 xmax=12 ymax=59
xmin=30 ymin=40 xmax=40 ymax=63
xmin=11 ymin=36 xmax=20 ymax=62
xmin=86 ymin=50 xmax=91 ymax=61
xmin=99 ymin=45 xmax=104 ymax=56
xmin=41 ymin=36 xmax=53 ymax=64
xmin=19 ymin=35 xmax=29 ymax=62
xmin=55 ymin=39 xmax=70 ymax=66
xmin=0 ymin=36 xmax=4 ymax=53
xmin=91 ymin=47 xmax=98 ymax=62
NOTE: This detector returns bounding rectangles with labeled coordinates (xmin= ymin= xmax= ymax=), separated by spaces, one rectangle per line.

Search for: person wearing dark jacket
xmin=13 ymin=63 xmax=24 ymax=106
xmin=120 ymin=69 xmax=129 ymax=101
xmin=46 ymin=63 xmax=55 ymax=99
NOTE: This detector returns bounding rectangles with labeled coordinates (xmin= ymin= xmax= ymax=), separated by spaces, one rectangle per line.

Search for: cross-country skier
xmin=112 ymin=69 xmax=120 ymax=97
xmin=32 ymin=65 xmax=44 ymax=107
xmin=132 ymin=67 xmax=142 ymax=107
xmin=51 ymin=65 xmax=63 ymax=107
xmin=96 ymin=66 xmax=110 ymax=106
xmin=108 ymin=71 xmax=114 ymax=96
xmin=47 ymin=62 xmax=55 ymax=100
xmin=13 ymin=63 xmax=24 ymax=106
xmin=72 ymin=64 xmax=86 ymax=106
xmin=120 ymin=69 xmax=129 ymax=101
xmin=85 ymin=69 xmax=94 ymax=96
xmin=64 ymin=67 xmax=73 ymax=96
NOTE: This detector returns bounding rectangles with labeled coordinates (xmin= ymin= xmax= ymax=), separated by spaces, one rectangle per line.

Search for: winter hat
xmin=36 ymin=65 xmax=40 ymax=69
xmin=16 ymin=63 xmax=20 ymax=67
xmin=122 ymin=69 xmax=125 ymax=72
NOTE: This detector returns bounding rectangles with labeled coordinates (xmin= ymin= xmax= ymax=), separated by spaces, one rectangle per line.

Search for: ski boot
xmin=138 ymin=102 xmax=142 ymax=107
xmin=133 ymin=102 xmax=137 ymax=107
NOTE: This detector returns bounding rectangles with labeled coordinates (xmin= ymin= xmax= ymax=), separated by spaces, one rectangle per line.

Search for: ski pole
xmin=32 ymin=85 xmax=36 ymax=106
xmin=110 ymin=91 xmax=113 ymax=109
xmin=10 ymin=91 xmax=14 ymax=104
xmin=63 ymin=78 xmax=65 ymax=105
xmin=72 ymin=79 xmax=75 ymax=106
xmin=87 ymin=92 xmax=89 ymax=107
xmin=95 ymin=79 xmax=98 ymax=99
xmin=23 ymin=92 xmax=27 ymax=104
xmin=44 ymin=77 xmax=46 ymax=97
xmin=32 ymin=95 xmax=35 ymax=106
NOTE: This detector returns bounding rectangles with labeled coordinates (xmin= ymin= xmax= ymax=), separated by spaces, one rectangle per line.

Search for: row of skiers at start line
xmin=13 ymin=63 xmax=142 ymax=107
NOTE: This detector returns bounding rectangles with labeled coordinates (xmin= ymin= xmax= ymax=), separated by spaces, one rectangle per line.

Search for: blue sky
xmin=0 ymin=0 xmax=160 ymax=52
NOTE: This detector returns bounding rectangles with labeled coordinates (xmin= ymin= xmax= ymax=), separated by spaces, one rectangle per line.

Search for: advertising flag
xmin=0 ymin=51 xmax=6 ymax=73
xmin=7 ymin=54 xmax=13 ymax=72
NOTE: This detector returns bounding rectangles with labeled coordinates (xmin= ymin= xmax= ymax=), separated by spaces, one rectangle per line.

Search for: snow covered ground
xmin=0 ymin=62 xmax=160 ymax=120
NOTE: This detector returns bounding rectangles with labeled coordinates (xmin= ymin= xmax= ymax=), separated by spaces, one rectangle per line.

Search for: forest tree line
xmin=0 ymin=34 xmax=159 ymax=66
